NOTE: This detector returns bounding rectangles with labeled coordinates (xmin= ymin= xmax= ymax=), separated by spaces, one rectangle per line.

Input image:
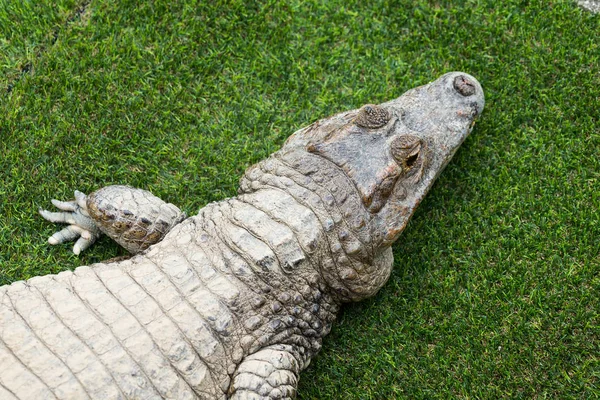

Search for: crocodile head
xmin=286 ymin=71 xmax=484 ymax=248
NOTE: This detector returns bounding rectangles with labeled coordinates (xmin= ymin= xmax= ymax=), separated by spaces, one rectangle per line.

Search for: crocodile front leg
xmin=228 ymin=345 xmax=305 ymax=400
xmin=40 ymin=186 xmax=186 ymax=255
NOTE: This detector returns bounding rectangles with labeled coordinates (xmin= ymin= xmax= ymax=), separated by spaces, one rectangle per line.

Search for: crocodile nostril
xmin=453 ymin=75 xmax=476 ymax=97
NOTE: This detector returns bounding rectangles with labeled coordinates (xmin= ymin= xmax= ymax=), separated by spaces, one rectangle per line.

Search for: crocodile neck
xmin=238 ymin=148 xmax=394 ymax=303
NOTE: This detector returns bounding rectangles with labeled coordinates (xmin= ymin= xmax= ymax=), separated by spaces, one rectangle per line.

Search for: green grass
xmin=1 ymin=0 xmax=598 ymax=398
xmin=0 ymin=0 xmax=81 ymax=92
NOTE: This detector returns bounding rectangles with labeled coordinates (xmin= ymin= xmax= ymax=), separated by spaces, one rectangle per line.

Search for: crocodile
xmin=0 ymin=72 xmax=484 ymax=399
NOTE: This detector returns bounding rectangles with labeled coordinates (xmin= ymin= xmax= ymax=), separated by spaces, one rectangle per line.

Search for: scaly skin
xmin=86 ymin=186 xmax=187 ymax=254
xmin=1 ymin=72 xmax=484 ymax=399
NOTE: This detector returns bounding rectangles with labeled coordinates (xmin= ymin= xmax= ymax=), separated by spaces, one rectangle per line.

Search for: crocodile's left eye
xmin=390 ymin=135 xmax=422 ymax=171
xmin=354 ymin=104 xmax=390 ymax=129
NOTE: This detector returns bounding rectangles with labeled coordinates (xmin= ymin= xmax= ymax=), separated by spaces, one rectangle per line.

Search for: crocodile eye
xmin=354 ymin=104 xmax=390 ymax=129
xmin=391 ymin=135 xmax=422 ymax=170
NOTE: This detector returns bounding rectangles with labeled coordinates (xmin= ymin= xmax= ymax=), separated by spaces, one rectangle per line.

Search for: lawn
xmin=1 ymin=0 xmax=598 ymax=398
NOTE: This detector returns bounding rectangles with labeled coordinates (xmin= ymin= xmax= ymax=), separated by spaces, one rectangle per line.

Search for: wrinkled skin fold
xmin=2 ymin=72 xmax=484 ymax=400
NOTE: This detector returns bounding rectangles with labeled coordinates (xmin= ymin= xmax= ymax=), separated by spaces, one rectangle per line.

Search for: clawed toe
xmin=50 ymin=199 xmax=78 ymax=212
xmin=73 ymin=236 xmax=96 ymax=255
xmin=48 ymin=226 xmax=81 ymax=245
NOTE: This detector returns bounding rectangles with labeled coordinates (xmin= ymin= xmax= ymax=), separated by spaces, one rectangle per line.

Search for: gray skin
xmin=577 ymin=0 xmax=600 ymax=13
xmin=0 ymin=72 xmax=484 ymax=400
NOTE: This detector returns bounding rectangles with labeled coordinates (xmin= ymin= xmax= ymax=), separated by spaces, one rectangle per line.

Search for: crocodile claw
xmin=39 ymin=191 xmax=102 ymax=255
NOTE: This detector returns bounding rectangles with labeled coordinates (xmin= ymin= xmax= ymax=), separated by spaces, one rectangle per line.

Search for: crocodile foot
xmin=39 ymin=190 xmax=102 ymax=255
